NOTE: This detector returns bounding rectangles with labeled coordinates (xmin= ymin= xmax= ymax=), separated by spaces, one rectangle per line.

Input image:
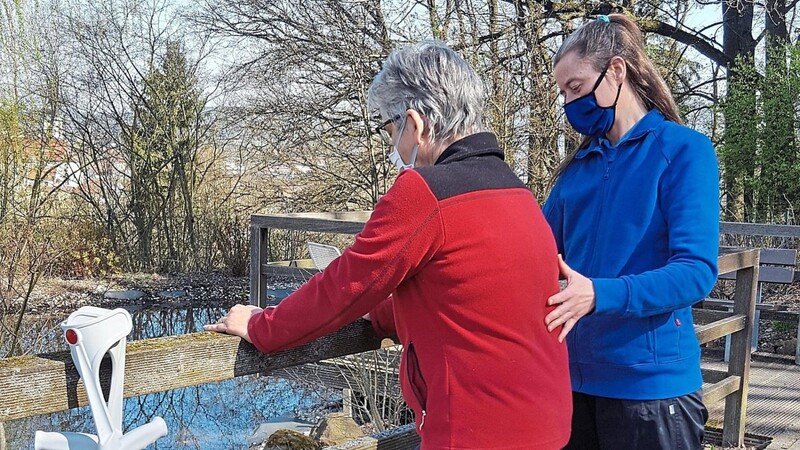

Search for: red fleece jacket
xmin=248 ymin=135 xmax=571 ymax=449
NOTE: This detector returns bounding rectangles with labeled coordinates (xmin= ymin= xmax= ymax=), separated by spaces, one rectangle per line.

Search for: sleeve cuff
xmin=591 ymin=277 xmax=629 ymax=315
xmin=370 ymin=296 xmax=396 ymax=337
xmin=247 ymin=307 xmax=275 ymax=353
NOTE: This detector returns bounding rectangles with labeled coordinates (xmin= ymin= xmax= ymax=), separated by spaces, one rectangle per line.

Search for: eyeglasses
xmin=374 ymin=115 xmax=402 ymax=145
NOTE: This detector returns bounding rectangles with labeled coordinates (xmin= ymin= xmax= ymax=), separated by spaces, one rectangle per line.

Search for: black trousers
xmin=564 ymin=390 xmax=708 ymax=450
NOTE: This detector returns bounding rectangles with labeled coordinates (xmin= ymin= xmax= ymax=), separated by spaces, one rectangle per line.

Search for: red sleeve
xmin=369 ymin=295 xmax=396 ymax=337
xmin=247 ymin=170 xmax=443 ymax=353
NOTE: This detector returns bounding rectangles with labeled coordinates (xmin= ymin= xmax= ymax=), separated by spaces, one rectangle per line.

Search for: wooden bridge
xmin=1 ymin=213 xmax=799 ymax=449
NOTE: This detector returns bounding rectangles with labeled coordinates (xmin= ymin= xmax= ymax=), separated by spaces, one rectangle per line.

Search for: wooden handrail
xmin=0 ymin=321 xmax=383 ymax=422
xmin=720 ymin=221 xmax=800 ymax=238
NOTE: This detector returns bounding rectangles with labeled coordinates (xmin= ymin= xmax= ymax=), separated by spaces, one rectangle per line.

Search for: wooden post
xmin=249 ymin=224 xmax=269 ymax=308
xmin=248 ymin=212 xmax=370 ymax=308
xmin=343 ymin=388 xmax=353 ymax=417
xmin=0 ymin=422 xmax=6 ymax=450
xmin=795 ymin=317 xmax=800 ymax=365
xmin=722 ymin=249 xmax=760 ymax=447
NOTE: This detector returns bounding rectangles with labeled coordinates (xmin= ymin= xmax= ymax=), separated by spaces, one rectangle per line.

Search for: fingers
xmin=205 ymin=313 xmax=230 ymax=333
xmin=558 ymin=318 xmax=577 ymax=343
xmin=204 ymin=321 xmax=226 ymax=332
xmin=548 ymin=290 xmax=566 ymax=306
xmin=545 ymin=307 xmax=578 ymax=341
xmin=203 ymin=323 xmax=221 ymax=332
xmin=545 ymin=307 xmax=574 ymax=332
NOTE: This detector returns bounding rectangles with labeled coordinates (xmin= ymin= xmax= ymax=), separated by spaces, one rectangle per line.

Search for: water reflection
xmin=2 ymin=295 xmax=339 ymax=450
xmin=5 ymin=376 xmax=330 ymax=449
xmin=2 ymin=303 xmax=238 ymax=356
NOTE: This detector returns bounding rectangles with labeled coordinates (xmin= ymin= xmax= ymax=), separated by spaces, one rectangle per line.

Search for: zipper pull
xmin=604 ymin=161 xmax=612 ymax=180
xmin=419 ymin=409 xmax=427 ymax=430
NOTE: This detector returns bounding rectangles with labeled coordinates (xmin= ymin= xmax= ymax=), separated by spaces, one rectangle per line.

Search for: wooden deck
xmin=704 ymin=356 xmax=800 ymax=449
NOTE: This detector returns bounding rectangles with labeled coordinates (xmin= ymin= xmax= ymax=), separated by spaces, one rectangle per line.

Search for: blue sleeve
xmin=592 ymin=133 xmax=720 ymax=318
xmin=542 ymin=181 xmax=565 ymax=255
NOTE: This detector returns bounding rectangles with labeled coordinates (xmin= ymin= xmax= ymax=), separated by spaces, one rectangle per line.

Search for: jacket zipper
xmin=588 ymin=151 xmax=612 ymax=275
xmin=576 ymin=151 xmax=612 ymax=379
xmin=406 ymin=342 xmax=428 ymax=431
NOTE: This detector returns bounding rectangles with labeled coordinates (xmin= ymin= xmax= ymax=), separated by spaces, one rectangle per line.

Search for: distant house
xmin=21 ymin=128 xmax=127 ymax=198
xmin=21 ymin=135 xmax=81 ymax=193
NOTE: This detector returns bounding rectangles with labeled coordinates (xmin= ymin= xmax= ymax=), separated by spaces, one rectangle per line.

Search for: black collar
xmin=435 ymin=132 xmax=505 ymax=165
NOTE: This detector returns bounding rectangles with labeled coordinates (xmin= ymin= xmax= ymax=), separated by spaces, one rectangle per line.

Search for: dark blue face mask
xmin=563 ymin=64 xmax=622 ymax=137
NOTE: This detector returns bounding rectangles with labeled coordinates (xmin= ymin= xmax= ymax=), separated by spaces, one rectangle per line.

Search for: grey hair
xmin=368 ymin=40 xmax=485 ymax=148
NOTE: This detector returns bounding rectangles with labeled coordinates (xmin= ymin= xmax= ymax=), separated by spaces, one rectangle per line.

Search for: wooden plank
xmin=796 ymin=320 xmax=800 ymax=366
xmin=250 ymin=225 xmax=270 ymax=307
xmin=0 ymin=320 xmax=383 ymax=422
xmin=693 ymin=309 xmax=736 ymax=326
xmin=250 ymin=224 xmax=259 ymax=305
xmin=757 ymin=309 xmax=800 ymax=323
xmin=718 ymin=248 xmax=760 ymax=277
xmin=694 ymin=314 xmax=747 ymax=345
xmin=720 ymin=221 xmax=800 ymax=238
xmin=253 ymin=211 xmax=373 ymax=223
xmin=719 ymin=246 xmax=797 ymax=266
xmin=702 ymin=367 xmax=729 ymax=384
xmin=703 ymin=375 xmax=742 ymax=406
xmin=324 ymin=424 xmax=420 ymax=450
xmin=723 ymin=261 xmax=760 ymax=446
xmin=279 ymin=361 xmax=402 ymax=398
xmin=262 ymin=263 xmax=320 ymax=278
xmin=250 ymin=212 xmax=369 ymax=234
xmin=754 ymin=248 xmax=797 ymax=265
xmin=719 ymin=266 xmax=795 ymax=284
xmin=700 ymin=299 xmax=788 ymax=312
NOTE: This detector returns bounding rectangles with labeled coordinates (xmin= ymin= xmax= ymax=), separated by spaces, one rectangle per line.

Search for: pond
xmin=2 ymin=288 xmax=340 ymax=450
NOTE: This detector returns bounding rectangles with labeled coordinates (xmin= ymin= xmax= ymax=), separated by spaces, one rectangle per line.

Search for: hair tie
xmin=597 ymin=15 xmax=610 ymax=23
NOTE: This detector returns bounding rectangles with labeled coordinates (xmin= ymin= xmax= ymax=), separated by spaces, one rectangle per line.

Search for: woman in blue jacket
xmin=543 ymin=14 xmax=719 ymax=449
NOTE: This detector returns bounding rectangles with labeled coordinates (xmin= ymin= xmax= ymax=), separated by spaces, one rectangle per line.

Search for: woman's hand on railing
xmin=204 ymin=305 xmax=264 ymax=343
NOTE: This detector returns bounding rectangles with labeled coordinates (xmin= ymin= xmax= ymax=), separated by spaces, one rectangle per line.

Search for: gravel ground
xmin=6 ymin=271 xmax=255 ymax=315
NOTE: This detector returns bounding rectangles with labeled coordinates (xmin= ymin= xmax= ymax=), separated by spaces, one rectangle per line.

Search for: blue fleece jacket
xmin=543 ymin=109 xmax=720 ymax=400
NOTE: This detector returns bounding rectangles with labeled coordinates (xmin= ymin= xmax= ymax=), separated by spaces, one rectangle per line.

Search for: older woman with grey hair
xmin=207 ymin=40 xmax=571 ymax=449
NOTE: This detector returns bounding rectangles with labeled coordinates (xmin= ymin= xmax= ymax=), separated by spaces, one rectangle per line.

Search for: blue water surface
xmin=3 ymin=289 xmax=339 ymax=450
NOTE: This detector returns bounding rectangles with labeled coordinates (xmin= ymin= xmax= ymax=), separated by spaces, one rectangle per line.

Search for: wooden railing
xmin=0 ymin=216 xmax=763 ymax=449
xmin=249 ymin=211 xmax=371 ymax=307
xmin=720 ymin=221 xmax=800 ymax=365
xmin=0 ymin=321 xmax=385 ymax=423
xmin=699 ymin=247 xmax=760 ymax=446
xmin=249 ymin=214 xmax=762 ymax=447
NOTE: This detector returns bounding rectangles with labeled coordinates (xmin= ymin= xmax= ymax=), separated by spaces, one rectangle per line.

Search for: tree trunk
xmin=760 ymin=0 xmax=795 ymax=221
xmin=722 ymin=0 xmax=756 ymax=220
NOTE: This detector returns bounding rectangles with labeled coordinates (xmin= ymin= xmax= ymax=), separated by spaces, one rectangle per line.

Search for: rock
xmin=309 ymin=413 xmax=364 ymax=446
xmin=157 ymin=290 xmax=186 ymax=299
xmin=103 ymin=290 xmax=145 ymax=300
xmin=774 ymin=338 xmax=797 ymax=355
xmin=261 ymin=429 xmax=320 ymax=450
xmin=248 ymin=416 xmax=314 ymax=446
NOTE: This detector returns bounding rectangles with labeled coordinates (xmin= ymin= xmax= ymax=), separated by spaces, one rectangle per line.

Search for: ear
xmin=608 ymin=56 xmax=627 ymax=85
xmin=406 ymin=109 xmax=426 ymax=145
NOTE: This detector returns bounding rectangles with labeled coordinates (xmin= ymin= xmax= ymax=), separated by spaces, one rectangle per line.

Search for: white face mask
xmin=388 ymin=118 xmax=418 ymax=171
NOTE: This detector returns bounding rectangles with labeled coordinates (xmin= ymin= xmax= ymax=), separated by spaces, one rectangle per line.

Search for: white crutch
xmin=35 ymin=307 xmax=168 ymax=450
